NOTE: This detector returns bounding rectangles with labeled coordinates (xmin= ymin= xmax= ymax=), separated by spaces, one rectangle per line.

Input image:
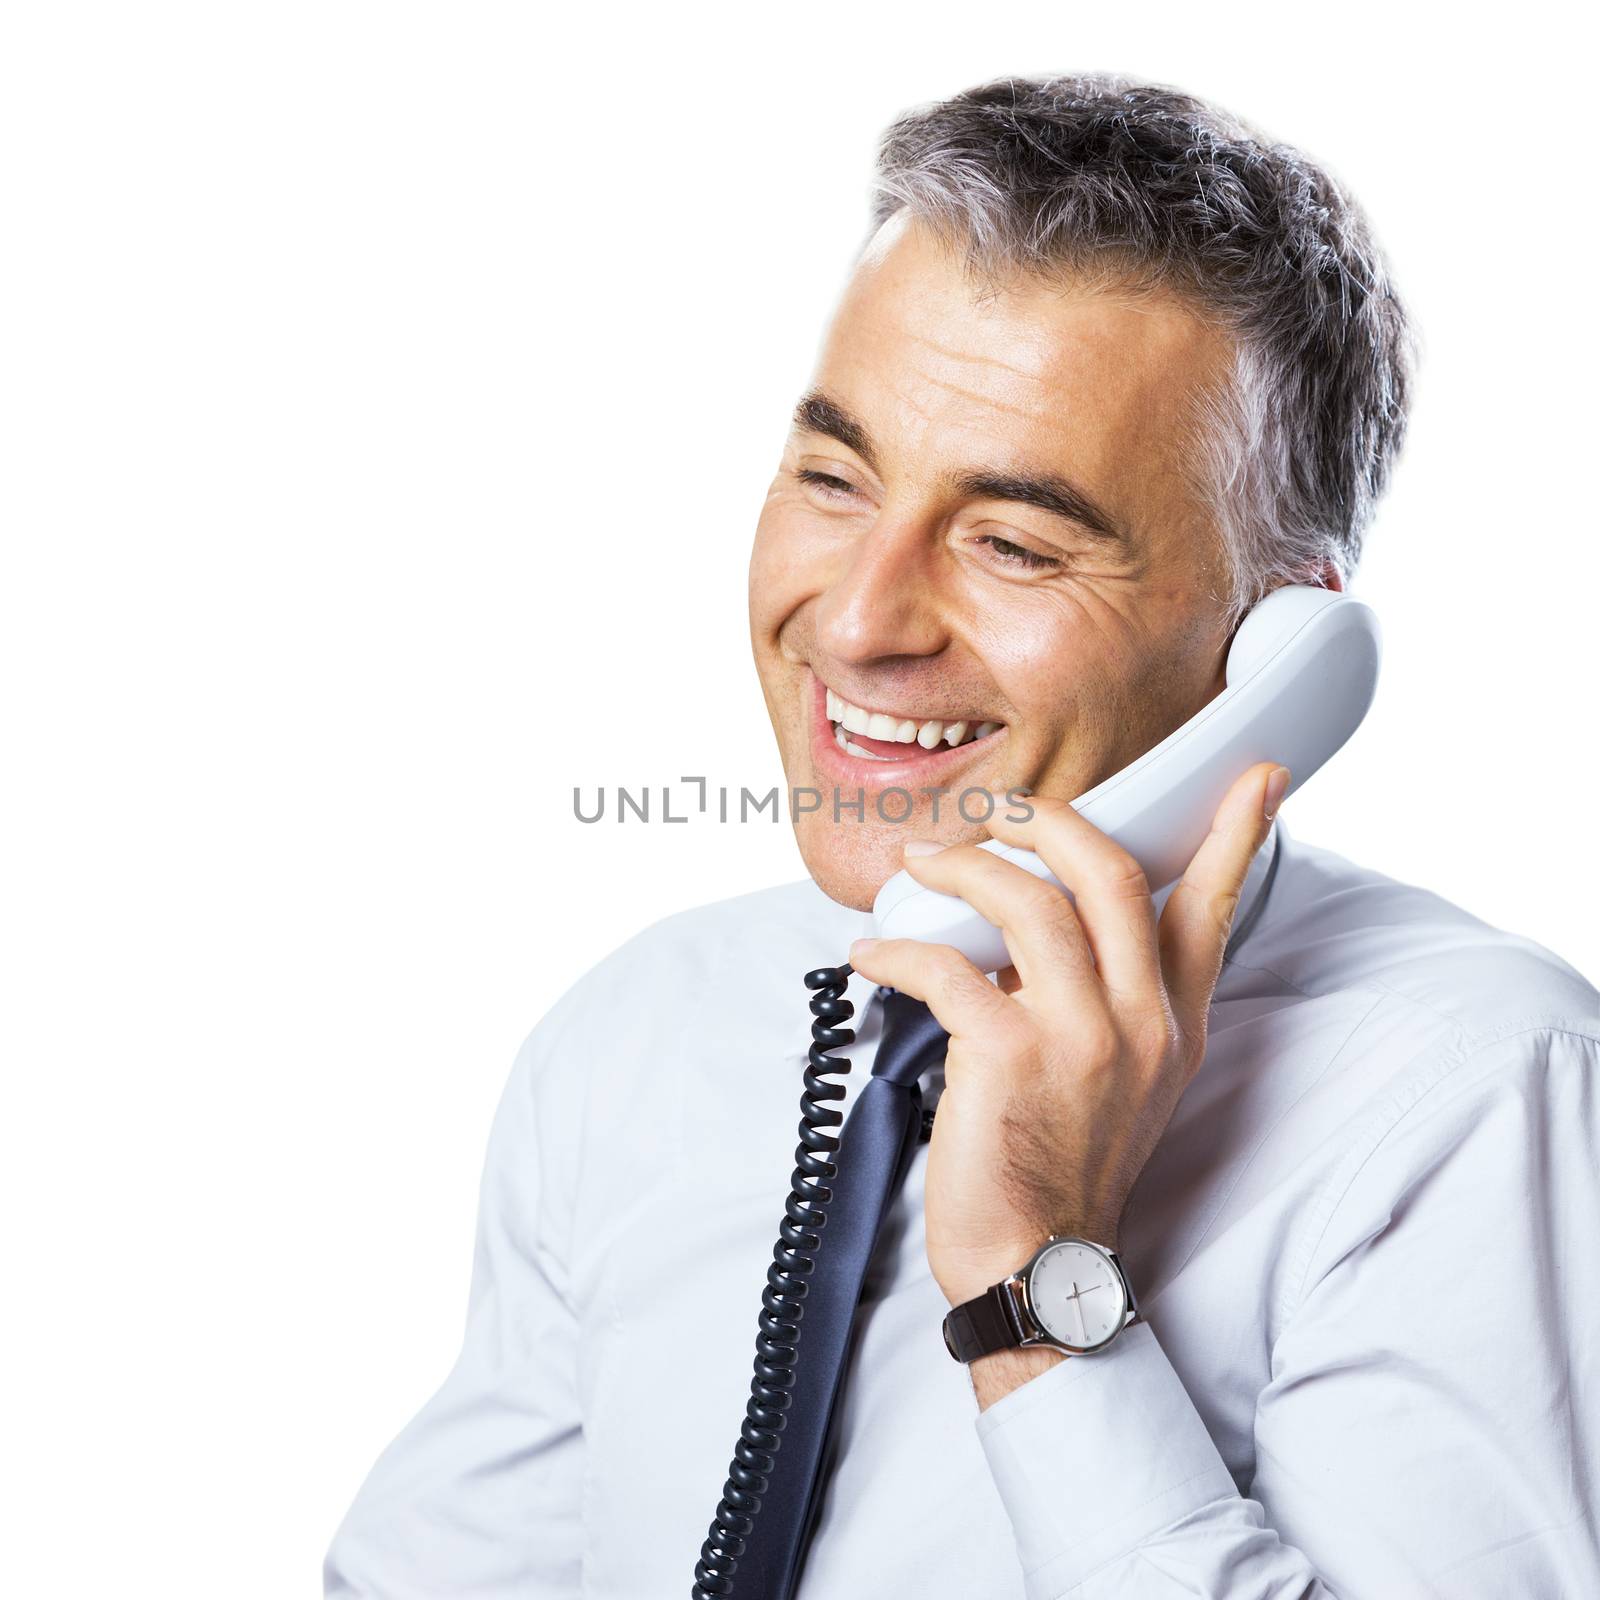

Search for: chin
xmin=793 ymin=817 xmax=912 ymax=912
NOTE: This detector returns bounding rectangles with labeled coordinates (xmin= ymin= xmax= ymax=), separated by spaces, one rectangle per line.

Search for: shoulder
xmin=502 ymin=872 xmax=862 ymax=1143
xmin=1233 ymin=823 xmax=1600 ymax=1054
xmin=478 ymin=876 xmax=861 ymax=1264
xmin=1247 ymin=830 xmax=1600 ymax=1313
xmin=520 ymin=874 xmax=861 ymax=1052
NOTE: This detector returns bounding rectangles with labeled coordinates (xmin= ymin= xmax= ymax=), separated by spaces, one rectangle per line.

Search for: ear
xmin=1311 ymin=559 xmax=1345 ymax=592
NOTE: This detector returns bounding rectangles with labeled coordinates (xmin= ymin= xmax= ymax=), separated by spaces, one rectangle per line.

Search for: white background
xmin=3 ymin=3 xmax=1595 ymax=1592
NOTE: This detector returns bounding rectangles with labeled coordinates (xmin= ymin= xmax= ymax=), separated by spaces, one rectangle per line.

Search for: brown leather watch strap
xmin=942 ymin=1279 xmax=1027 ymax=1363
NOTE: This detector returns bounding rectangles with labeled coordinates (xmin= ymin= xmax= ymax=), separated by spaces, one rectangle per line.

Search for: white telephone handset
xmin=870 ymin=584 xmax=1380 ymax=974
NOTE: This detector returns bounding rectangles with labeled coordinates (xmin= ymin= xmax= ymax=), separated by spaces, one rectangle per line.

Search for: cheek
xmin=972 ymin=590 xmax=1137 ymax=733
xmin=970 ymin=589 xmax=1202 ymax=799
xmin=748 ymin=502 xmax=816 ymax=638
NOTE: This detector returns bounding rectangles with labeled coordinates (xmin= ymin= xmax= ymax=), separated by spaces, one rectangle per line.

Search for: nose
xmin=813 ymin=510 xmax=950 ymax=666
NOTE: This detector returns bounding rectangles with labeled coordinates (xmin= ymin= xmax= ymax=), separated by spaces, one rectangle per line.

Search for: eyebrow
xmin=790 ymin=388 xmax=1129 ymax=545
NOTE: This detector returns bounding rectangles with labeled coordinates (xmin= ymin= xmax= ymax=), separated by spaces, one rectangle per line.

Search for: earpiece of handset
xmin=869 ymin=585 xmax=1380 ymax=975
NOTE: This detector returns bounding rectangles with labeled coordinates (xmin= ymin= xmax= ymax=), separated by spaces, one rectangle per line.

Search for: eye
xmin=794 ymin=467 xmax=862 ymax=503
xmin=975 ymin=533 xmax=1061 ymax=571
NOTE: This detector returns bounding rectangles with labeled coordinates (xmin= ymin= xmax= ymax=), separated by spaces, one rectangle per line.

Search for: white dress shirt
xmin=325 ymin=820 xmax=1600 ymax=1598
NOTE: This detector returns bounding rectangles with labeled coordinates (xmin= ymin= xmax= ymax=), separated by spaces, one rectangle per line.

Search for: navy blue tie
xmin=732 ymin=987 xmax=950 ymax=1599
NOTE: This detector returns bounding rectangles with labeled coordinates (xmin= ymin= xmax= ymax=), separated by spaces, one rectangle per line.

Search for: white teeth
xmin=836 ymin=722 xmax=889 ymax=759
xmin=823 ymin=682 xmax=1003 ymax=753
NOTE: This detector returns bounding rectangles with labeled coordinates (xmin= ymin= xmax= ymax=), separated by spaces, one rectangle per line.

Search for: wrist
xmin=941 ymin=1231 xmax=1138 ymax=1379
xmin=969 ymin=1343 xmax=1066 ymax=1410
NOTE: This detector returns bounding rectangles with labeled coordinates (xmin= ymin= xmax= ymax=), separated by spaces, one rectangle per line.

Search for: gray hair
xmin=866 ymin=73 xmax=1415 ymax=626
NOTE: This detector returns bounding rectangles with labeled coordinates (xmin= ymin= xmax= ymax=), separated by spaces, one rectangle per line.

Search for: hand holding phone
xmin=848 ymin=758 xmax=1290 ymax=1360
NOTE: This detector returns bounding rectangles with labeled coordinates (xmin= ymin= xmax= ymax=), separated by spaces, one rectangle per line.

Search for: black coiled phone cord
xmin=690 ymin=962 xmax=855 ymax=1599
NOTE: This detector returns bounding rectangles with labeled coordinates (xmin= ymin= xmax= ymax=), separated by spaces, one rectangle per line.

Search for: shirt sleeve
xmin=323 ymin=1021 xmax=583 ymax=1598
xmin=974 ymin=1024 xmax=1600 ymax=1599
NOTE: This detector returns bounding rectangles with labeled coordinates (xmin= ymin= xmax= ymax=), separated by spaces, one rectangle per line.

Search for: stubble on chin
xmin=794 ymin=815 xmax=908 ymax=912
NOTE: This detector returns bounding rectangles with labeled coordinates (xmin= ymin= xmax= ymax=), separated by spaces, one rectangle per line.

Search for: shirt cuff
xmin=974 ymin=1320 xmax=1237 ymax=1599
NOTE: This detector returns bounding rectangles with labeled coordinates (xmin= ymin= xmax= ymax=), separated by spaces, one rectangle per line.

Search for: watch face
xmin=1026 ymin=1239 xmax=1129 ymax=1352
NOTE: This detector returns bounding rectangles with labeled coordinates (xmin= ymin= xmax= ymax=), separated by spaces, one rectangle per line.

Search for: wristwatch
xmin=942 ymin=1235 xmax=1139 ymax=1362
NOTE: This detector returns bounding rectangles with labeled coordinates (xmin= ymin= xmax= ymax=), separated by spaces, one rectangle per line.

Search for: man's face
xmin=749 ymin=214 xmax=1238 ymax=911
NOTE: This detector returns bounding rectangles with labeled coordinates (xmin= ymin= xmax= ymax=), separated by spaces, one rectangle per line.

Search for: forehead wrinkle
xmin=896 ymin=316 xmax=1056 ymax=392
xmin=897 ymin=366 xmax=1049 ymax=432
xmin=896 ymin=321 xmax=1050 ymax=385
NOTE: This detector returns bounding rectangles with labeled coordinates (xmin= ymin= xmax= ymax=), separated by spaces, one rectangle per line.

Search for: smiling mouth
xmin=825 ymin=685 xmax=1005 ymax=760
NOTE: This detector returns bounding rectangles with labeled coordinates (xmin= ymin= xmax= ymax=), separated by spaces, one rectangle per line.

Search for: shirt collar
xmin=1150 ymin=816 xmax=1283 ymax=962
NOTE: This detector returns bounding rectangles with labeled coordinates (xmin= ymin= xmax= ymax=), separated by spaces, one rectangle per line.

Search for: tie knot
xmin=871 ymin=988 xmax=949 ymax=1087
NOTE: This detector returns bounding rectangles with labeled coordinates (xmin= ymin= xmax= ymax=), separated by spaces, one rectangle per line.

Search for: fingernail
xmin=849 ymin=937 xmax=879 ymax=961
xmin=1264 ymin=767 xmax=1290 ymax=821
xmin=903 ymin=838 xmax=945 ymax=858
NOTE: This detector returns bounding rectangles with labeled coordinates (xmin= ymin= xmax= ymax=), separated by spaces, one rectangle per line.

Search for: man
xmin=326 ymin=75 xmax=1600 ymax=1597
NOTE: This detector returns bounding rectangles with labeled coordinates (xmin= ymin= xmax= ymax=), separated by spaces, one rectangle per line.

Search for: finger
xmin=1158 ymin=762 xmax=1286 ymax=1045
xmin=983 ymin=791 xmax=1163 ymax=1004
xmin=847 ymin=935 xmax=1017 ymax=1044
xmin=895 ymin=840 xmax=1099 ymax=1001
